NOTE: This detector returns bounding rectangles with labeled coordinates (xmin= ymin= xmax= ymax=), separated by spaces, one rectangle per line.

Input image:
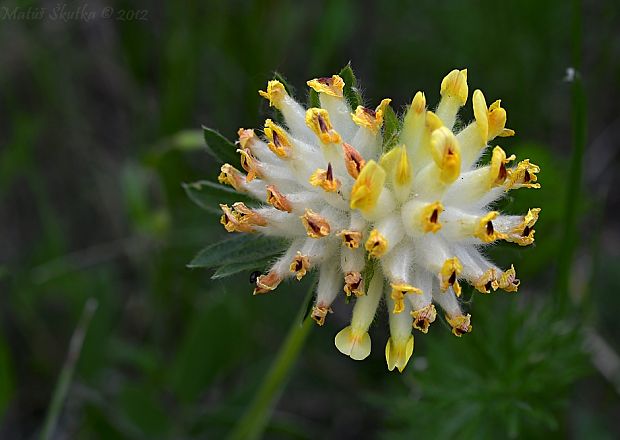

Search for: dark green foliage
xmin=339 ymin=63 xmax=363 ymax=109
xmin=309 ymin=88 xmax=321 ymax=108
xmin=182 ymin=180 xmax=253 ymax=215
xmin=188 ymin=234 xmax=288 ymax=269
xmin=380 ymin=299 xmax=590 ymax=439
xmin=381 ymin=104 xmax=401 ymax=151
xmin=211 ymin=258 xmax=274 ymax=280
xmin=202 ymin=126 xmax=240 ymax=168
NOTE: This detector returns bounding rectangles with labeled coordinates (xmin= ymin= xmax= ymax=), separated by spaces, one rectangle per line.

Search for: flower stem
xmin=40 ymin=298 xmax=98 ymax=440
xmin=555 ymin=0 xmax=587 ymax=312
xmin=228 ymin=287 xmax=314 ymax=440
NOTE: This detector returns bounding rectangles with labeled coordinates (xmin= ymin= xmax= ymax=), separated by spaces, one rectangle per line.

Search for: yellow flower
xmin=212 ymin=69 xmax=540 ymax=372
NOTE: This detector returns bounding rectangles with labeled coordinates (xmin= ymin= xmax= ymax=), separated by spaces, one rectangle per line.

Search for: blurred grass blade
xmin=169 ymin=129 xmax=204 ymax=151
xmin=182 ymin=180 xmax=252 ymax=214
xmin=0 ymin=327 xmax=14 ymax=416
xmin=188 ymin=234 xmax=287 ymax=269
xmin=203 ymin=126 xmax=240 ymax=167
xmin=555 ymin=0 xmax=587 ymax=311
xmin=40 ymin=299 xmax=98 ymax=440
xmin=228 ymin=283 xmax=315 ymax=440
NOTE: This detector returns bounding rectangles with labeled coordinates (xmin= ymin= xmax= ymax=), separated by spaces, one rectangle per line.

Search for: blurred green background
xmin=1 ymin=0 xmax=619 ymax=438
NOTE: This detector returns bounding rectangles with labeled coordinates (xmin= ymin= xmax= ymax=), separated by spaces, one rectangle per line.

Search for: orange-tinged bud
xmin=342 ymin=143 xmax=366 ymax=179
xmin=301 ymin=209 xmax=331 ymax=238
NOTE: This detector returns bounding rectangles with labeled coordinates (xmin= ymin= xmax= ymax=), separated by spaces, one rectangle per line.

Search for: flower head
xmin=214 ymin=69 xmax=540 ymax=372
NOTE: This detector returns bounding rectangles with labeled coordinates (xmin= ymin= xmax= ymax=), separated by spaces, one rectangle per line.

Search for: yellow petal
xmin=472 ymin=92 xmax=515 ymax=142
xmin=488 ymin=100 xmax=511 ymax=140
xmin=337 ymin=229 xmax=363 ymax=249
xmin=307 ymin=75 xmax=345 ymax=97
xmin=379 ymin=146 xmax=401 ymax=171
xmin=425 ymin=111 xmax=443 ymax=132
xmin=474 ymin=211 xmax=501 ymax=243
xmin=218 ymin=164 xmax=244 ymax=191
xmin=264 ymin=119 xmax=292 ymax=158
xmin=350 ymin=160 xmax=386 ymax=213
xmin=335 ymin=326 xmax=371 ymax=360
xmin=421 ymin=201 xmax=444 ymax=233
xmin=505 ymin=159 xmax=541 ymax=190
xmin=395 ymin=146 xmax=412 ymax=186
xmin=472 ymin=89 xmax=489 ymax=142
xmin=219 ymin=203 xmax=263 ymax=233
xmin=440 ymin=69 xmax=468 ymax=106
xmin=488 ymin=146 xmax=516 ymax=188
xmin=289 ymin=252 xmax=310 ymax=281
xmin=305 ymin=108 xmax=342 ymax=144
xmin=390 ymin=283 xmax=423 ymax=314
xmin=411 ymin=304 xmax=437 ymax=333
xmin=380 ymin=145 xmax=411 ymax=188
xmin=385 ymin=335 xmax=414 ymax=372
xmin=309 ymin=163 xmax=341 ymax=192
xmin=237 ymin=148 xmax=260 ymax=182
xmin=219 ymin=204 xmax=251 ymax=233
xmin=365 ymin=229 xmax=388 ymax=258
xmin=431 ymin=127 xmax=461 ymax=185
xmin=502 ymin=208 xmax=541 ymax=246
xmin=351 ymin=99 xmax=392 ymax=134
xmin=446 ymin=314 xmax=472 ymax=337
xmin=473 ymin=268 xmax=499 ymax=293
xmin=440 ymin=257 xmax=463 ymax=296
xmin=410 ymin=91 xmax=426 ymax=114
xmin=258 ymin=80 xmax=287 ymax=108
xmin=497 ymin=264 xmax=520 ymax=292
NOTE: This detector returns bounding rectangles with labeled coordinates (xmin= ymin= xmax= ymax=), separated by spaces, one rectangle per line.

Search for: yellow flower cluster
xmin=216 ymin=68 xmax=540 ymax=372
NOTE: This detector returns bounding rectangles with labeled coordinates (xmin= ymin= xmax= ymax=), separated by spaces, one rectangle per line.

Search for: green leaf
xmin=377 ymin=299 xmax=589 ymax=439
xmin=360 ymin=258 xmax=377 ymax=291
xmin=182 ymin=180 xmax=252 ymax=214
xmin=211 ymin=258 xmax=273 ymax=279
xmin=202 ymin=126 xmax=240 ymax=167
xmin=382 ymin=103 xmax=400 ymax=150
xmin=309 ymin=88 xmax=320 ymax=109
xmin=188 ymin=234 xmax=288 ymax=269
xmin=339 ymin=63 xmax=362 ymax=109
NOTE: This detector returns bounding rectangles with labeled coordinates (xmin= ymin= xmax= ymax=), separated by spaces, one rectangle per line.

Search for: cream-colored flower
xmin=215 ymin=69 xmax=540 ymax=372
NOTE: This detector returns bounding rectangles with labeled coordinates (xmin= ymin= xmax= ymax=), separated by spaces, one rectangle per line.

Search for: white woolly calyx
xmin=216 ymin=69 xmax=540 ymax=372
